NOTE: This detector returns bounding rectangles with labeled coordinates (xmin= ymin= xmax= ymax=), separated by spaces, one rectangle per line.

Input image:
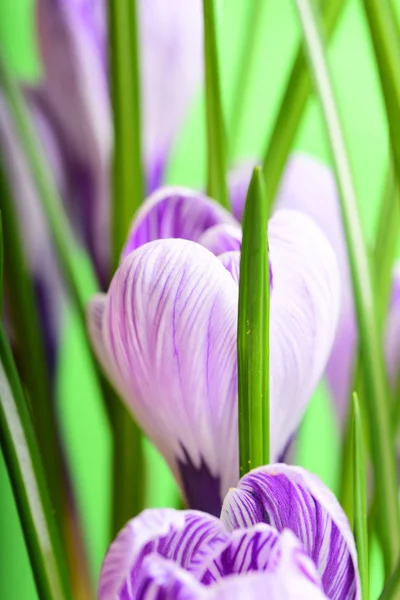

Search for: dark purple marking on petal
xmin=177 ymin=446 xmax=222 ymax=517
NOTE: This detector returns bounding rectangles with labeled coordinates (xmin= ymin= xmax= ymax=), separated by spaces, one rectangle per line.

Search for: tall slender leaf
xmin=238 ymin=167 xmax=270 ymax=475
xmin=379 ymin=558 xmax=400 ymax=600
xmin=0 ymin=326 xmax=71 ymax=600
xmin=294 ymin=0 xmax=400 ymax=573
xmin=203 ymin=0 xmax=229 ymax=209
xmin=107 ymin=0 xmax=145 ymax=533
xmin=108 ymin=0 xmax=143 ymax=269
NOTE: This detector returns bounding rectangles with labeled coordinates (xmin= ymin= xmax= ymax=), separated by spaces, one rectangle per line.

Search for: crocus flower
xmin=229 ymin=153 xmax=400 ymax=423
xmin=98 ymin=465 xmax=360 ymax=599
xmin=35 ymin=0 xmax=203 ymax=279
xmin=88 ymin=188 xmax=340 ymax=515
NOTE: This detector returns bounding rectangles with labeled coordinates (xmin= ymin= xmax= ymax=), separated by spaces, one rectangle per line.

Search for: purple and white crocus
xmin=97 ymin=465 xmax=360 ymax=599
xmin=88 ymin=187 xmax=340 ymax=515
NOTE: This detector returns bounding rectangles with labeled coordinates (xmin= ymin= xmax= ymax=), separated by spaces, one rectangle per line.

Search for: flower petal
xmin=140 ymin=0 xmax=203 ymax=190
xmin=385 ymin=264 xmax=400 ymax=389
xmin=0 ymin=94 xmax=64 ymax=360
xmin=221 ymin=464 xmax=360 ymax=600
xmin=122 ymin=187 xmax=238 ymax=259
xmin=98 ymin=508 xmax=227 ymax=600
xmin=136 ymin=529 xmax=328 ymax=600
xmin=227 ymin=161 xmax=257 ymax=222
xmin=266 ymin=210 xmax=340 ymax=459
xmin=197 ymin=224 xmax=242 ymax=256
xmin=90 ymin=239 xmax=239 ymax=513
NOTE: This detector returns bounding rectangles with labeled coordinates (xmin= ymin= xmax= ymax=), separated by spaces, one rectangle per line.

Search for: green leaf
xmin=262 ymin=0 xmax=347 ymax=213
xmin=108 ymin=0 xmax=144 ymax=270
xmin=294 ymin=0 xmax=400 ymax=574
xmin=379 ymin=558 xmax=400 ymax=600
xmin=353 ymin=393 xmax=369 ymax=600
xmin=0 ymin=211 xmax=3 ymax=314
xmin=202 ymin=0 xmax=229 ymax=210
xmin=237 ymin=166 xmax=270 ymax=475
xmin=0 ymin=326 xmax=71 ymax=600
xmin=360 ymin=0 xmax=400 ymax=192
xmin=107 ymin=0 xmax=145 ymax=532
xmin=0 ymin=138 xmax=63 ymax=514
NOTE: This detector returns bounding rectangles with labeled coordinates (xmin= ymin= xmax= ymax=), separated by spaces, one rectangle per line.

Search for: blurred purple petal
xmin=228 ymin=161 xmax=257 ymax=221
xmin=221 ymin=464 xmax=360 ymax=600
xmin=385 ymin=264 xmax=400 ymax=389
xmin=219 ymin=251 xmax=241 ymax=283
xmin=0 ymin=94 xmax=65 ymax=361
xmin=122 ymin=187 xmax=237 ymax=259
xmin=98 ymin=508 xmax=227 ymax=599
xmin=139 ymin=0 xmax=203 ymax=190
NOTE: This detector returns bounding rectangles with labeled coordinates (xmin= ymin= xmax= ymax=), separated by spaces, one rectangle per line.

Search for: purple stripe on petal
xmin=135 ymin=556 xmax=206 ymax=600
xmin=221 ymin=465 xmax=360 ymax=600
xmin=178 ymin=449 xmax=222 ymax=517
xmin=122 ymin=187 xmax=238 ymax=259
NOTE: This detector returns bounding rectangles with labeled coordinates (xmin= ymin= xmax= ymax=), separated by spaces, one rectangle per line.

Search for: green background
xmin=0 ymin=0 xmax=397 ymax=597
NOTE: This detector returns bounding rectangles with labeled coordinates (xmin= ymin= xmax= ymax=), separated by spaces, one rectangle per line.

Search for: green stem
xmin=294 ymin=0 xmax=400 ymax=573
xmin=0 ymin=152 xmax=64 ymax=514
xmin=108 ymin=0 xmax=143 ymax=270
xmin=360 ymin=0 xmax=400 ymax=188
xmin=237 ymin=167 xmax=270 ymax=475
xmin=379 ymin=558 xmax=400 ymax=600
xmin=202 ymin=0 xmax=229 ymax=209
xmin=353 ymin=393 xmax=369 ymax=600
xmin=229 ymin=0 xmax=264 ymax=156
xmin=0 ymin=326 xmax=71 ymax=600
xmin=262 ymin=0 xmax=346 ymax=213
xmin=107 ymin=0 xmax=145 ymax=531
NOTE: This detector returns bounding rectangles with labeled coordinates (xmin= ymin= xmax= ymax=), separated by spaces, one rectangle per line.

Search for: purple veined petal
xmin=139 ymin=0 xmax=203 ymax=192
xmin=385 ymin=264 xmax=400 ymax=389
xmin=98 ymin=508 xmax=228 ymax=600
xmin=266 ymin=210 xmax=340 ymax=460
xmin=221 ymin=464 xmax=360 ymax=600
xmin=275 ymin=154 xmax=354 ymax=425
xmin=197 ymin=224 xmax=242 ymax=256
xmin=218 ymin=252 xmax=240 ymax=284
xmin=88 ymin=239 xmax=240 ymax=514
xmin=136 ymin=529 xmax=328 ymax=600
xmin=122 ymin=187 xmax=238 ymax=260
xmin=0 ymin=94 xmax=65 ymax=363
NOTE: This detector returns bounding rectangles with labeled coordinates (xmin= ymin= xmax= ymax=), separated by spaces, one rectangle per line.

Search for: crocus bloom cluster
xmin=98 ymin=466 xmax=360 ymax=599
xmin=88 ymin=187 xmax=340 ymax=514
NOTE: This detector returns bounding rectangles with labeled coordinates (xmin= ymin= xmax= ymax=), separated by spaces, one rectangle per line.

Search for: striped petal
xmin=89 ymin=239 xmax=240 ymax=514
xmin=98 ymin=508 xmax=227 ymax=600
xmin=136 ymin=528 xmax=327 ymax=600
xmin=122 ymin=187 xmax=237 ymax=259
xmin=221 ymin=464 xmax=360 ymax=600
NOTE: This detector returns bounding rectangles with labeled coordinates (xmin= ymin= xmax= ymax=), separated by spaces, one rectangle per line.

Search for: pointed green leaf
xmin=262 ymin=0 xmax=347 ymax=213
xmin=353 ymin=393 xmax=369 ymax=600
xmin=238 ymin=167 xmax=270 ymax=475
xmin=294 ymin=0 xmax=400 ymax=573
xmin=0 ymin=326 xmax=71 ymax=600
xmin=108 ymin=0 xmax=144 ymax=270
xmin=203 ymin=0 xmax=229 ymax=210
